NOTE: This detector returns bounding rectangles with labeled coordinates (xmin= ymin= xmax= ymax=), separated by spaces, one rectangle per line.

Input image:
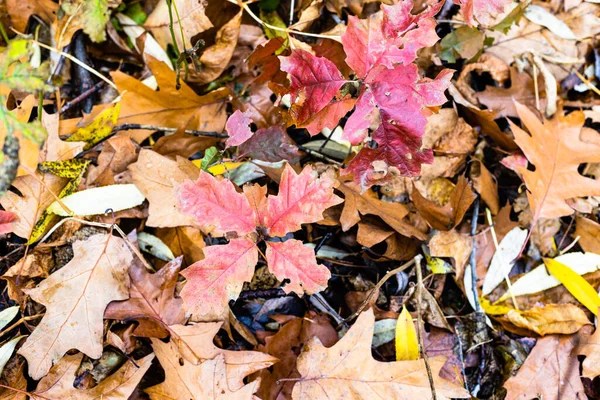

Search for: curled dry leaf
xmin=33 ymin=353 xmax=154 ymax=400
xmin=18 ymin=234 xmax=133 ymax=380
xmin=501 ymin=304 xmax=591 ymax=336
xmin=292 ymin=308 xmax=469 ymax=399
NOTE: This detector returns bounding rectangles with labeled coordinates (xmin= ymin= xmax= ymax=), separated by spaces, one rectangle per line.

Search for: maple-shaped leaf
xmin=146 ymin=343 xmax=262 ymax=399
xmin=266 ymin=239 xmax=331 ymax=294
xmin=0 ymin=210 xmax=17 ymax=235
xmin=265 ymin=164 xmax=343 ymax=237
xmin=292 ymin=308 xmax=469 ymax=399
xmin=168 ymin=323 xmax=277 ymax=388
xmin=180 ymin=238 xmax=258 ymax=321
xmin=177 ymin=171 xmax=256 ymax=236
xmin=504 ymin=328 xmax=590 ymax=400
xmin=18 ymin=234 xmax=133 ymax=380
xmin=510 ymin=101 xmax=600 ymax=220
xmin=279 ymin=49 xmax=354 ymax=135
xmin=454 ymin=0 xmax=513 ymax=26
xmin=342 ymin=0 xmax=442 ymax=79
xmin=105 ymin=256 xmax=185 ymax=338
xmin=225 ymin=110 xmax=254 ymax=148
xmin=176 ymin=164 xmax=341 ymax=319
xmin=33 ymin=353 xmax=154 ymax=400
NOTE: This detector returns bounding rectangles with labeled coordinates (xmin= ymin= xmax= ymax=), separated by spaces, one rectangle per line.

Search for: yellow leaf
xmin=395 ymin=306 xmax=419 ymax=361
xmin=425 ymin=252 xmax=452 ymax=274
xmin=544 ymin=257 xmax=600 ymax=315
xmin=191 ymin=159 xmax=244 ymax=176
xmin=66 ymin=102 xmax=120 ymax=149
xmin=480 ymin=297 xmax=514 ymax=315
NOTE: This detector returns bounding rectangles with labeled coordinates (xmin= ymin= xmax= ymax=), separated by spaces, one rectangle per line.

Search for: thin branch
xmin=111 ymin=124 xmax=229 ymax=138
xmin=339 ymin=258 xmax=416 ymax=326
xmin=297 ymin=145 xmax=344 ymax=166
xmin=414 ymin=255 xmax=437 ymax=400
xmin=60 ymin=81 xmax=105 ymax=114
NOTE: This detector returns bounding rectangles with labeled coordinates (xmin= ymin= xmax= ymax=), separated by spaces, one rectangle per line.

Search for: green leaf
xmin=200 ymin=147 xmax=221 ymax=171
xmin=544 ymin=257 xmax=600 ymax=316
xmin=492 ymin=1 xmax=529 ymax=34
xmin=440 ymin=26 xmax=485 ymax=63
xmin=259 ymin=10 xmax=288 ymax=54
xmin=83 ymin=0 xmax=111 ymax=42
xmin=0 ymin=39 xmax=53 ymax=93
xmin=124 ymin=2 xmax=147 ymax=25
xmin=259 ymin=0 xmax=280 ymax=12
xmin=395 ymin=306 xmax=419 ymax=361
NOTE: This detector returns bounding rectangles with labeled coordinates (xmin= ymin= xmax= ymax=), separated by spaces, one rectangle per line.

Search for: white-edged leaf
xmin=0 ymin=307 xmax=19 ymax=331
xmin=501 ymin=252 xmax=600 ymax=300
xmin=524 ymin=5 xmax=577 ymax=40
xmin=482 ymin=228 xmax=528 ymax=296
xmin=138 ymin=232 xmax=175 ymax=261
xmin=305 ymin=243 xmax=350 ymax=259
xmin=373 ymin=319 xmax=396 ymax=347
xmin=48 ymin=184 xmax=146 ymax=216
xmin=0 ymin=336 xmax=25 ymax=376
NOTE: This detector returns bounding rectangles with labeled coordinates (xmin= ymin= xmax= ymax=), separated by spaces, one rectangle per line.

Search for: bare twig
xmin=0 ymin=313 xmax=44 ymax=339
xmin=297 ymin=145 xmax=344 ymax=166
xmin=111 ymin=124 xmax=228 ymax=138
xmin=414 ymin=255 xmax=437 ymax=400
xmin=60 ymin=81 xmax=104 ymax=114
xmin=339 ymin=258 xmax=416 ymax=326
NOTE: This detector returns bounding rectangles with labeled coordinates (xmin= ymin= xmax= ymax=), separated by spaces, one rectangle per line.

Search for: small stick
xmin=111 ymin=124 xmax=228 ymax=138
xmin=0 ymin=313 xmax=44 ymax=339
xmin=339 ymin=258 xmax=416 ymax=326
xmin=297 ymin=145 xmax=344 ymax=166
xmin=60 ymin=81 xmax=105 ymax=114
xmin=414 ymin=255 xmax=437 ymax=400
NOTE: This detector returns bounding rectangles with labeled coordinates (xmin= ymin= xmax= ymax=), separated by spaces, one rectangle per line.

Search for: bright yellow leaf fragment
xmin=543 ymin=257 xmax=600 ymax=316
xmin=395 ymin=306 xmax=419 ymax=361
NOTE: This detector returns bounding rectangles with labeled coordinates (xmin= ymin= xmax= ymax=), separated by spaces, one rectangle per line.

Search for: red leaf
xmin=454 ymin=0 xmax=512 ymax=26
xmin=264 ymin=164 xmax=343 ymax=237
xmin=177 ymin=171 xmax=256 ymax=236
xmin=225 ymin=110 xmax=253 ymax=148
xmin=279 ymin=49 xmax=352 ymax=135
xmin=342 ymin=90 xmax=375 ymax=145
xmin=180 ymin=239 xmax=258 ymax=321
xmin=0 ymin=210 xmax=17 ymax=234
xmin=238 ymin=126 xmax=303 ymax=163
xmin=266 ymin=239 xmax=331 ymax=294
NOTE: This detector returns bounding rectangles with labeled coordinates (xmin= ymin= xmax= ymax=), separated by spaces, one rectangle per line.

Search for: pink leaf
xmin=225 ymin=110 xmax=254 ymax=148
xmin=177 ymin=172 xmax=256 ymax=236
xmin=0 ymin=210 xmax=17 ymax=234
xmin=343 ymin=91 xmax=376 ymax=145
xmin=180 ymin=239 xmax=258 ymax=321
xmin=266 ymin=239 xmax=330 ymax=295
xmin=264 ymin=165 xmax=343 ymax=237
xmin=279 ymin=50 xmax=351 ymax=135
xmin=238 ymin=126 xmax=302 ymax=163
xmin=454 ymin=0 xmax=512 ymax=26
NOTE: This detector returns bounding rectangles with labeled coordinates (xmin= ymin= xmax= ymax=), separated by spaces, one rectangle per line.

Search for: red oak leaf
xmin=238 ymin=126 xmax=303 ymax=163
xmin=225 ymin=110 xmax=254 ymax=148
xmin=454 ymin=0 xmax=512 ymax=26
xmin=180 ymin=238 xmax=258 ymax=321
xmin=177 ymin=172 xmax=256 ymax=236
xmin=0 ymin=210 xmax=17 ymax=234
xmin=279 ymin=49 xmax=353 ymax=135
xmin=266 ymin=239 xmax=331 ymax=294
xmin=176 ymin=164 xmax=341 ymax=319
xmin=265 ymin=164 xmax=344 ymax=237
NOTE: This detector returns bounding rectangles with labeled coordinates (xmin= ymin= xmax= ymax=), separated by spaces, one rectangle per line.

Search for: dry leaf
xmin=18 ymin=234 xmax=133 ymax=380
xmin=504 ymin=304 xmax=591 ymax=336
xmin=578 ymin=326 xmax=600 ymax=379
xmin=292 ymin=308 xmax=469 ymax=399
xmin=574 ymin=216 xmax=600 ymax=254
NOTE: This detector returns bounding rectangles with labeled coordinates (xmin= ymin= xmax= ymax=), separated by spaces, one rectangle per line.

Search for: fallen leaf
xmin=0 ymin=210 xmax=17 ymax=234
xmin=292 ymin=308 xmax=470 ymax=399
xmin=86 ymin=136 xmax=138 ymax=187
xmin=481 ymin=227 xmax=528 ymax=296
xmin=412 ymin=175 xmax=476 ymax=230
xmin=238 ymin=125 xmax=303 ymax=163
xmin=544 ymin=257 xmax=600 ymax=315
xmin=18 ymin=234 xmax=133 ymax=379
xmin=395 ymin=306 xmax=419 ymax=361
xmin=454 ymin=0 xmax=512 ymax=26
xmin=574 ymin=216 xmax=600 ymax=254
xmin=6 ymin=0 xmax=58 ymax=32
xmin=578 ymin=326 xmax=600 ymax=378
xmin=503 ymin=303 xmax=591 ymax=336
xmin=155 ymin=226 xmax=206 ymax=267
xmin=47 ymin=184 xmax=145 ymax=217
xmin=504 ymin=327 xmax=591 ymax=400
xmin=33 ymin=353 xmax=154 ymax=400
xmin=510 ymin=101 xmax=600 ymax=220
xmin=105 ymin=257 xmax=185 ymax=338
xmin=429 ymin=230 xmax=473 ymax=282
xmin=471 ymin=159 xmax=499 ymax=214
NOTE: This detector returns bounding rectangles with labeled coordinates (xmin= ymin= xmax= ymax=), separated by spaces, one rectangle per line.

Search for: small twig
xmin=414 ymin=255 xmax=437 ymax=400
xmin=311 ymin=292 xmax=346 ymax=327
xmin=0 ymin=384 xmax=52 ymax=400
xmin=60 ymin=81 xmax=104 ymax=114
xmin=469 ymin=197 xmax=481 ymax=312
xmin=238 ymin=288 xmax=287 ymax=300
xmin=297 ymin=145 xmax=344 ymax=166
xmin=111 ymin=124 xmax=229 ymax=138
xmin=339 ymin=258 xmax=416 ymax=326
xmin=0 ymin=313 xmax=44 ymax=339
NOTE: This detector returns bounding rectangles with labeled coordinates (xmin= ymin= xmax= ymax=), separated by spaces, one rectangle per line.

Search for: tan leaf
xmin=292 ymin=309 xmax=469 ymax=399
xmin=146 ymin=340 xmax=266 ymax=399
xmin=429 ymin=230 xmax=472 ymax=282
xmin=504 ymin=327 xmax=591 ymax=400
xmin=155 ymin=226 xmax=206 ymax=267
xmin=471 ymin=159 xmax=499 ymax=215
xmin=168 ymin=323 xmax=277 ymax=388
xmin=145 ymin=0 xmax=213 ymax=50
xmin=574 ymin=216 xmax=600 ymax=254
xmin=40 ymin=111 xmax=85 ymax=163
xmin=578 ymin=326 xmax=600 ymax=379
xmin=33 ymin=353 xmax=153 ymax=399
xmin=86 ymin=136 xmax=138 ymax=187
xmin=336 ymin=179 xmax=426 ymax=240
xmin=412 ymin=175 xmax=476 ymax=231
xmin=129 ymin=149 xmax=197 ymax=228
xmin=503 ymin=304 xmax=591 ymax=336
xmin=0 ymin=172 xmax=67 ymax=239
xmin=510 ymin=101 xmax=600 ymax=220
xmin=18 ymin=234 xmax=133 ymax=379
xmin=6 ymin=0 xmax=58 ymax=31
